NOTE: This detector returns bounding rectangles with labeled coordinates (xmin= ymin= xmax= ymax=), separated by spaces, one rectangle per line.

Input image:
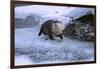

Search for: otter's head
xmin=52 ymin=22 xmax=63 ymax=36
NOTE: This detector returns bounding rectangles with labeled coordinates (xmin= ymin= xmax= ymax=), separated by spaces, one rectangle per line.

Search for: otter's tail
xmin=38 ymin=28 xmax=43 ymax=36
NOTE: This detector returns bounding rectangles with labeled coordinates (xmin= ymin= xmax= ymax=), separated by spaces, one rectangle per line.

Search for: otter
xmin=38 ymin=20 xmax=63 ymax=40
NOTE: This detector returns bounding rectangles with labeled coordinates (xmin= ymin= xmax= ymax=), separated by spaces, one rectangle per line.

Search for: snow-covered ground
xmin=15 ymin=26 xmax=94 ymax=65
xmin=15 ymin=5 xmax=95 ymax=65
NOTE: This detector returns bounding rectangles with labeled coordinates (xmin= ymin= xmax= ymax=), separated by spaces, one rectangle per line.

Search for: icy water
xmin=15 ymin=26 xmax=94 ymax=65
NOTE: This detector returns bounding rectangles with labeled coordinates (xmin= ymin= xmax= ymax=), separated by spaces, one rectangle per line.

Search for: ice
xmin=15 ymin=26 xmax=94 ymax=65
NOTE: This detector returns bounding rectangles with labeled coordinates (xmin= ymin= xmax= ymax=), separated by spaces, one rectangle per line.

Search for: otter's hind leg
xmin=48 ymin=32 xmax=54 ymax=40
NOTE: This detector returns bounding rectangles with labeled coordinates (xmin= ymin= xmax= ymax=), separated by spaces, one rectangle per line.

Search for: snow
xmin=15 ymin=55 xmax=33 ymax=65
xmin=15 ymin=5 xmax=95 ymax=65
xmin=15 ymin=5 xmax=94 ymax=20
xmin=66 ymin=7 xmax=94 ymax=19
xmin=15 ymin=5 xmax=94 ymax=31
xmin=15 ymin=26 xmax=94 ymax=65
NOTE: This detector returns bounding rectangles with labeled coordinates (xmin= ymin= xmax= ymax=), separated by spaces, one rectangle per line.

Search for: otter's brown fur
xmin=38 ymin=20 xmax=63 ymax=40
